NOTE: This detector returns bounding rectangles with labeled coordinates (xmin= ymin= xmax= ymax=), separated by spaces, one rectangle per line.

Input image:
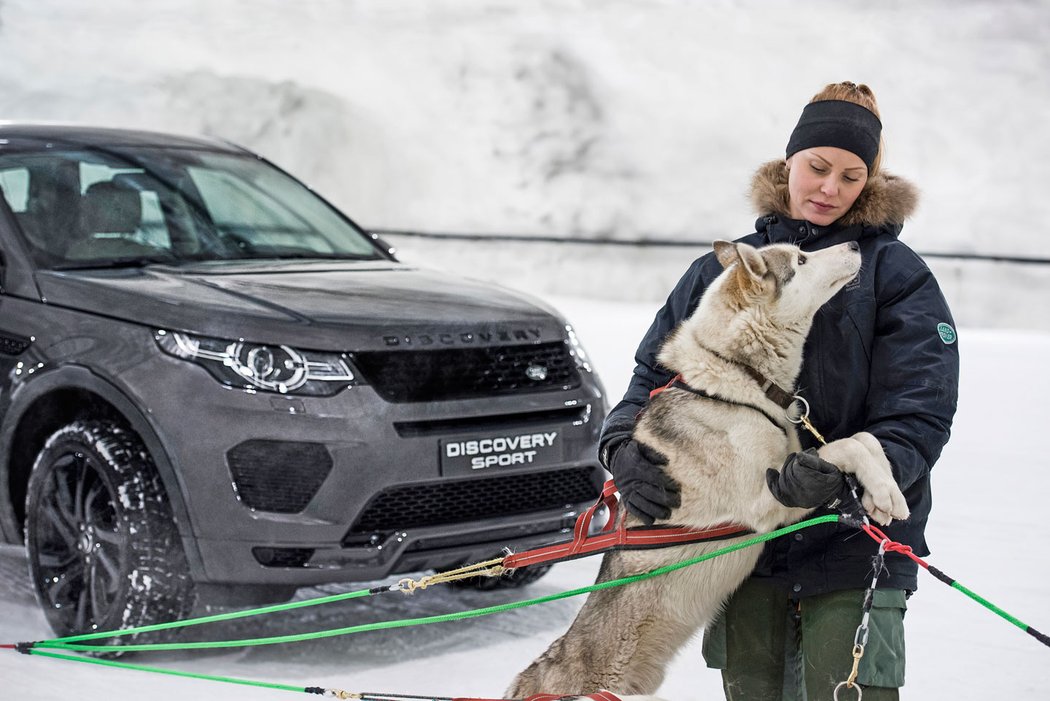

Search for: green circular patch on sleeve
xmin=937 ymin=322 xmax=957 ymax=345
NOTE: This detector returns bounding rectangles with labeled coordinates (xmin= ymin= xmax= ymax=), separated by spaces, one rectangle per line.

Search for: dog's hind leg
xmin=507 ymin=546 xmax=760 ymax=697
xmin=507 ymin=552 xmax=684 ymax=696
xmin=506 ymin=577 xmax=653 ymax=695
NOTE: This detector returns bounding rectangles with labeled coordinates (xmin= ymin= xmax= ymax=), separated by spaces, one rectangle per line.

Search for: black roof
xmin=0 ymin=122 xmax=244 ymax=152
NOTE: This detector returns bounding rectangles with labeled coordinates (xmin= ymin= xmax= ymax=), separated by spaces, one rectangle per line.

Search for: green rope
xmin=27 ymin=648 xmax=309 ymax=694
xmin=951 ymin=579 xmax=1029 ymax=630
xmin=49 ymin=584 xmax=380 ymax=644
xmin=35 ymin=515 xmax=840 ymax=653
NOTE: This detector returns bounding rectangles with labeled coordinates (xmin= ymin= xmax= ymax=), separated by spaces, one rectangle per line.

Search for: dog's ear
xmin=736 ymin=243 xmax=768 ymax=281
xmin=714 ymin=241 xmax=768 ymax=282
xmin=715 ymin=240 xmax=770 ymax=295
xmin=713 ymin=240 xmax=738 ymax=270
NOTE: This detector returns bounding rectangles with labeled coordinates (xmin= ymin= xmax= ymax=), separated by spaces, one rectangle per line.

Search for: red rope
xmin=860 ymin=523 xmax=929 ymax=569
xmin=0 ymin=644 xmax=16 ymax=649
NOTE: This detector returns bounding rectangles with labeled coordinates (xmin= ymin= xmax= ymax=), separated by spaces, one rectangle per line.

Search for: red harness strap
xmin=501 ymin=480 xmax=751 ymax=570
xmin=649 ymin=374 xmax=683 ymax=399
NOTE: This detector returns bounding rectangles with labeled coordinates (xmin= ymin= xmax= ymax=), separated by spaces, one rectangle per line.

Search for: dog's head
xmin=657 ymin=239 xmax=862 ymax=376
xmin=712 ymin=240 xmax=861 ymax=325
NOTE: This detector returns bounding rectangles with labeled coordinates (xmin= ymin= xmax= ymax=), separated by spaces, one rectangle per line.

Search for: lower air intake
xmin=345 ymin=466 xmax=602 ymax=538
xmin=227 ymin=440 xmax=333 ymax=513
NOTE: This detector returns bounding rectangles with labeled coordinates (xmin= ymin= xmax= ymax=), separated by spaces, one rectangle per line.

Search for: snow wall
xmin=0 ymin=0 xmax=1047 ymax=329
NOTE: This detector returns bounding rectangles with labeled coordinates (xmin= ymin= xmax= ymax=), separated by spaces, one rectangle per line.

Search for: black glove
xmin=608 ymin=439 xmax=681 ymax=526
xmin=766 ymin=448 xmax=849 ymax=509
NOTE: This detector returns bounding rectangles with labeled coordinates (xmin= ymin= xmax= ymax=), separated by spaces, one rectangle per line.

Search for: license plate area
xmin=440 ymin=429 xmax=564 ymax=476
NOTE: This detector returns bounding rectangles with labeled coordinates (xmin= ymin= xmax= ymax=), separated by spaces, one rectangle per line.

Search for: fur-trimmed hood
xmin=750 ymin=159 xmax=919 ymax=228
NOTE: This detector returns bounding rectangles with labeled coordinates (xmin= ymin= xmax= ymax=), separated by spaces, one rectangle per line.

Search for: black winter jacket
xmin=599 ymin=161 xmax=960 ymax=596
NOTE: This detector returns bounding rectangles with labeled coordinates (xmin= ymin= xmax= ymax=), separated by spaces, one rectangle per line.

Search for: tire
xmin=24 ymin=420 xmax=194 ymax=642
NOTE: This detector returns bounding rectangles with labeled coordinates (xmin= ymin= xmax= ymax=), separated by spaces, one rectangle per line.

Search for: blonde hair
xmin=809 ymin=81 xmax=884 ymax=176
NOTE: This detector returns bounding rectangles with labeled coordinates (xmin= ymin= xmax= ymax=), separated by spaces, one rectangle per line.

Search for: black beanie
xmin=785 ymin=100 xmax=882 ymax=170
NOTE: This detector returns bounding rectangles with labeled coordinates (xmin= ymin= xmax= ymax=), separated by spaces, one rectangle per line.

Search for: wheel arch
xmin=0 ymin=365 xmax=203 ymax=574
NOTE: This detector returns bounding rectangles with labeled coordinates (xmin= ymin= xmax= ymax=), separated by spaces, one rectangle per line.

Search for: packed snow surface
xmin=2 ymin=296 xmax=1048 ymax=700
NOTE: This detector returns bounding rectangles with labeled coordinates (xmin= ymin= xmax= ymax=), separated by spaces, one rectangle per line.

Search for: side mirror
xmin=369 ymin=232 xmax=399 ymax=261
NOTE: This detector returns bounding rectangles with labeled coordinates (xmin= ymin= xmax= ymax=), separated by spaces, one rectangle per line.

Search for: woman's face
xmin=787 ymin=147 xmax=868 ymax=226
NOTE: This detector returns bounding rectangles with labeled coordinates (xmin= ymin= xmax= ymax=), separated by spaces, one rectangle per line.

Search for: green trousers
xmin=702 ymin=579 xmax=907 ymax=701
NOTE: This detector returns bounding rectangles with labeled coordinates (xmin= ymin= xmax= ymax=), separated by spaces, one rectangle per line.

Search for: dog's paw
xmin=818 ymin=433 xmax=909 ymax=524
xmin=861 ymin=492 xmax=902 ymax=526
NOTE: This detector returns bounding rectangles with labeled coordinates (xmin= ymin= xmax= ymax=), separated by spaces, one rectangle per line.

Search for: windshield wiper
xmin=52 ymin=256 xmax=182 ymax=271
xmin=235 ymin=252 xmax=381 ymax=262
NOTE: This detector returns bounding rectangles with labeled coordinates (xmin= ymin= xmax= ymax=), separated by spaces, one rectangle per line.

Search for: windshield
xmin=0 ymin=146 xmax=382 ymax=269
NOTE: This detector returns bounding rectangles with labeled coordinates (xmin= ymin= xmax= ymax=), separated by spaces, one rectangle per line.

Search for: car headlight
xmin=565 ymin=324 xmax=594 ymax=373
xmin=154 ymin=330 xmax=355 ymax=396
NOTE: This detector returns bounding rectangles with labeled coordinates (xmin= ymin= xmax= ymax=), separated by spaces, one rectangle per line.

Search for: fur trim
xmin=750 ymin=160 xmax=919 ymax=227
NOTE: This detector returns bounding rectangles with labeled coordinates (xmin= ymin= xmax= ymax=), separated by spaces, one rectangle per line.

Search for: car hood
xmin=34 ymin=260 xmax=567 ymax=350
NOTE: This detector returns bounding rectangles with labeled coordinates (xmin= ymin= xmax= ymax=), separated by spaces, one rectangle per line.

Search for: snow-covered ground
xmin=2 ymin=294 xmax=1048 ymax=701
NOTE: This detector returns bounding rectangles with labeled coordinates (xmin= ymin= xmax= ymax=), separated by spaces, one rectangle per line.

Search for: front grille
xmin=227 ymin=440 xmax=333 ymax=513
xmin=344 ymin=466 xmax=602 ymax=538
xmin=352 ymin=341 xmax=581 ymax=403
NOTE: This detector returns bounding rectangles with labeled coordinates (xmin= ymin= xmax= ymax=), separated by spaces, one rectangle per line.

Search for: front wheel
xmin=24 ymin=420 xmax=194 ymax=641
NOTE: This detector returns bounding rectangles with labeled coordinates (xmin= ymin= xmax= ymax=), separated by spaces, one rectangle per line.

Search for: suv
xmin=0 ymin=124 xmax=607 ymax=638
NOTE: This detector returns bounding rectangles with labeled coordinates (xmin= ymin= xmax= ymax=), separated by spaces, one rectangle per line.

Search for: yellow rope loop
xmin=322 ymin=689 xmax=359 ymax=699
xmin=396 ymin=557 xmax=508 ymax=594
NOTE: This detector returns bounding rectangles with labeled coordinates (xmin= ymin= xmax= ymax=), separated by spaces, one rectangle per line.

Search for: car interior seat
xmin=65 ymin=179 xmax=150 ymax=260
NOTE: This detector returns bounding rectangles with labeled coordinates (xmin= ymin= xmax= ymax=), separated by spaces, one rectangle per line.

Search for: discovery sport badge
xmin=525 ymin=364 xmax=548 ymax=381
xmin=440 ymin=430 xmax=564 ymax=474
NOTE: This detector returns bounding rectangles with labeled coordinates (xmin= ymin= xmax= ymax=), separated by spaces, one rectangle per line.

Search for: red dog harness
xmin=501 ymin=480 xmax=750 ymax=571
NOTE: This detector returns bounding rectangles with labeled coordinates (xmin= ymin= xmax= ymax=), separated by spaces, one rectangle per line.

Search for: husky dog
xmin=507 ymin=240 xmax=909 ymax=699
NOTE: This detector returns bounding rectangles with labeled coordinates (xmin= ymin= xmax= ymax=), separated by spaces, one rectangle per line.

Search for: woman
xmin=599 ymin=82 xmax=959 ymax=700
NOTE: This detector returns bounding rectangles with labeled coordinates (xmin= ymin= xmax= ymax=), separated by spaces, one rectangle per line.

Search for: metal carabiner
xmin=833 ymin=680 xmax=863 ymax=701
xmin=787 ymin=394 xmax=827 ymax=445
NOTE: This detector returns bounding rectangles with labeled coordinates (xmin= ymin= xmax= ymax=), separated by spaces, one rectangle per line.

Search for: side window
xmin=0 ymin=167 xmax=30 ymax=212
xmin=0 ymin=167 xmax=47 ymax=249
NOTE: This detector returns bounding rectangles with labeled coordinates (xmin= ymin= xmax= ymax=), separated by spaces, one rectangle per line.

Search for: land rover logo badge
xmin=525 ymin=364 xmax=548 ymax=381
xmin=936 ymin=322 xmax=957 ymax=345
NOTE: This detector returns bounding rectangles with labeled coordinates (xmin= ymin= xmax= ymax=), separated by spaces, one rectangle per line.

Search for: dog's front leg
xmin=817 ymin=432 xmax=909 ymax=524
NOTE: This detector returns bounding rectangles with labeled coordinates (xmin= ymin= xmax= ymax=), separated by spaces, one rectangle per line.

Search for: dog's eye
xmin=798 ymin=254 xmax=807 ymax=266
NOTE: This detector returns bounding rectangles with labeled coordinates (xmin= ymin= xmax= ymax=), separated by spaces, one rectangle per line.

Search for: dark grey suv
xmin=0 ymin=124 xmax=607 ymax=638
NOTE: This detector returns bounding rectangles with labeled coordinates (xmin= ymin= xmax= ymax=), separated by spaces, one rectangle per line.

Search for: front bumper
xmin=120 ymin=352 xmax=607 ymax=585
